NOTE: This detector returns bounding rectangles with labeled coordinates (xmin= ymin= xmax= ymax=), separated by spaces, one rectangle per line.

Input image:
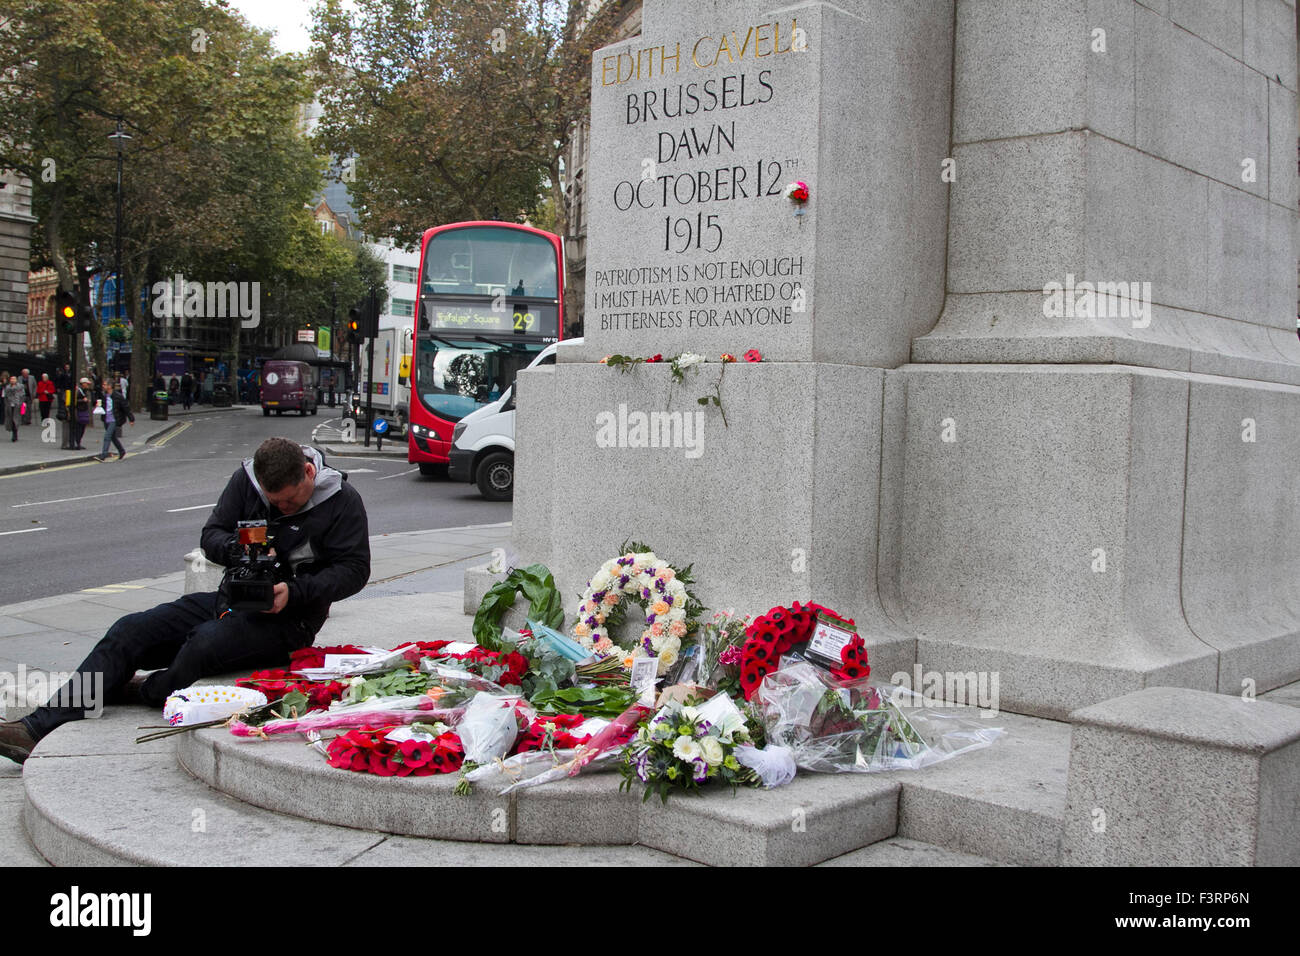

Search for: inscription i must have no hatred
xmin=593 ymin=17 xmax=808 ymax=335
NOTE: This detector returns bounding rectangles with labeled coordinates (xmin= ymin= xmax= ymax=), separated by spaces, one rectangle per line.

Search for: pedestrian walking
xmin=18 ymin=369 xmax=35 ymax=425
xmin=94 ymin=377 xmax=134 ymax=461
xmin=3 ymin=375 xmax=24 ymax=441
xmin=73 ymin=377 xmax=92 ymax=449
xmin=181 ymin=371 xmax=194 ymax=410
xmin=36 ymin=373 xmax=55 ymax=422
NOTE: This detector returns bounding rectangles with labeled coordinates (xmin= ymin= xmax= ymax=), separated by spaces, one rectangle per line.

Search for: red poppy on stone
xmin=743 ymin=349 xmax=763 ymax=363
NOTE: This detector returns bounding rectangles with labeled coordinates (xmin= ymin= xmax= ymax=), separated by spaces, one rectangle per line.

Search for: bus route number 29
xmin=512 ymin=311 xmax=535 ymax=331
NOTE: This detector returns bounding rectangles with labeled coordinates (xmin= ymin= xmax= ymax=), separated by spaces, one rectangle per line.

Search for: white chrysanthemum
xmin=672 ymin=736 xmax=702 ymax=762
xmin=591 ymin=569 xmax=612 ymax=590
xmin=666 ymin=606 xmax=687 ymax=623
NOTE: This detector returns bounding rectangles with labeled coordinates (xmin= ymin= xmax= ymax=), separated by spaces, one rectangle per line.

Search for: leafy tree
xmin=309 ymin=0 xmax=626 ymax=245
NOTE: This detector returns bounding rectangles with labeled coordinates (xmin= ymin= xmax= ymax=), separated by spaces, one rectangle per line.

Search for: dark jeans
xmin=100 ymin=421 xmax=125 ymax=457
xmin=22 ymin=591 xmax=314 ymax=740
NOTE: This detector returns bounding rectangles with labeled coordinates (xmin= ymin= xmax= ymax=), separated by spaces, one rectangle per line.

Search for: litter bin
xmin=212 ymin=383 xmax=233 ymax=408
xmin=151 ymin=391 xmax=169 ymax=421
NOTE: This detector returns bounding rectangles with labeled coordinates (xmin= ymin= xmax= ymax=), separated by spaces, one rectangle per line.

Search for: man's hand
xmin=263 ymin=582 xmax=290 ymax=614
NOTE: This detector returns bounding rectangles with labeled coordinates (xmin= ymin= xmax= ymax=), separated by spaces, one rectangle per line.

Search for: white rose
xmin=657 ymin=645 xmax=678 ymax=673
xmin=672 ymin=736 xmax=701 ymax=762
xmin=667 ymin=607 xmax=686 ymax=623
xmin=699 ymin=737 xmax=725 ymax=766
xmin=591 ymin=570 xmax=612 ymax=590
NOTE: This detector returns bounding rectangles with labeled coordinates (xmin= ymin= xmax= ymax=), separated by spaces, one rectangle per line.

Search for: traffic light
xmin=56 ymin=288 xmax=92 ymax=332
xmin=56 ymin=289 xmax=77 ymax=333
xmin=347 ymin=296 xmax=379 ymax=341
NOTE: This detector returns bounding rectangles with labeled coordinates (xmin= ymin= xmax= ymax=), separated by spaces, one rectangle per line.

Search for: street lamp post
xmin=108 ymin=118 xmax=131 ymax=399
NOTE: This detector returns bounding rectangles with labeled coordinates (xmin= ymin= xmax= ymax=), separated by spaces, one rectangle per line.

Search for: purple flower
xmin=691 ymin=758 xmax=708 ymax=782
xmin=642 ymin=587 xmax=652 ymax=600
xmin=585 ymin=616 xmax=597 ymax=627
xmin=645 ymin=613 xmax=656 ymax=624
xmin=655 ymin=578 xmax=666 ymax=592
xmin=619 ymin=574 xmax=630 ymax=586
xmin=664 ymin=595 xmax=674 ymax=606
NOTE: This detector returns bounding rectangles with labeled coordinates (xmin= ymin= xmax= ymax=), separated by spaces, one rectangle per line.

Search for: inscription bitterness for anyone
xmin=592 ymin=17 xmax=809 ymax=337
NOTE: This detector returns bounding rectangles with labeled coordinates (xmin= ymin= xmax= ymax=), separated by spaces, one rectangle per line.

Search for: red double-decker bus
xmin=407 ymin=222 xmax=564 ymax=474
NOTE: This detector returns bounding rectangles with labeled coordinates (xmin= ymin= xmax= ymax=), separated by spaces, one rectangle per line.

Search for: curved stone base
xmin=176 ymin=727 xmax=901 ymax=866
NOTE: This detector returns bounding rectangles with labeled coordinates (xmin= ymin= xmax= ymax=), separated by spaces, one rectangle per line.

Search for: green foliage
xmin=308 ymin=0 xmax=626 ymax=244
xmin=530 ymin=683 xmax=639 ymax=718
xmin=472 ymin=563 xmax=564 ymax=651
xmin=344 ymin=668 xmax=433 ymax=704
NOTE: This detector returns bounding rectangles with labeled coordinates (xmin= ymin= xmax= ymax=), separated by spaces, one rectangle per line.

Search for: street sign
xmin=372 ymin=418 xmax=389 ymax=435
xmin=296 ymin=329 xmax=315 ymax=343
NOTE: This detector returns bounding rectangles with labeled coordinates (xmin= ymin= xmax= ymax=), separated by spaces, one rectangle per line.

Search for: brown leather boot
xmin=0 ymin=720 xmax=36 ymax=764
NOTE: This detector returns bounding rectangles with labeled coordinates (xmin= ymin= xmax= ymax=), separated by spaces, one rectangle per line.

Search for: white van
xmin=448 ymin=338 xmax=579 ymax=500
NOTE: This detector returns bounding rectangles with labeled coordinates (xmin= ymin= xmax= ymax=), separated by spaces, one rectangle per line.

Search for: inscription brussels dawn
xmin=589 ymin=18 xmax=811 ymax=340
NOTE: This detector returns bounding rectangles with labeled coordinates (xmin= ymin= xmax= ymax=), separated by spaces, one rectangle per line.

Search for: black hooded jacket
xmin=200 ymin=446 xmax=370 ymax=633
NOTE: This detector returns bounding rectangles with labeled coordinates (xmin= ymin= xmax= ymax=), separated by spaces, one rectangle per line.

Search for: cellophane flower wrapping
xmin=456 ymin=692 xmax=525 ymax=764
xmin=752 ymin=663 xmax=1003 ymax=773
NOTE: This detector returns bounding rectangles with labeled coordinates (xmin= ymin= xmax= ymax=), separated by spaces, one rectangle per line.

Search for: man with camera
xmin=0 ymin=437 xmax=370 ymax=763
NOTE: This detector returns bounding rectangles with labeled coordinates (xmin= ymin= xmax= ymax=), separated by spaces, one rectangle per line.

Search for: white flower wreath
xmin=572 ymin=549 xmax=701 ymax=676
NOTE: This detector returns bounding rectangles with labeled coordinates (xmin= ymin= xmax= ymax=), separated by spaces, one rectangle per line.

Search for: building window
xmin=390 ymin=298 xmax=415 ymax=318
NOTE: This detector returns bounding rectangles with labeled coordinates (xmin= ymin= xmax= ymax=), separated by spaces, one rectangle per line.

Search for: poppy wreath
xmin=515 ymin=713 xmax=596 ymax=754
xmin=325 ymin=724 xmax=464 ymax=777
xmin=739 ymin=601 xmax=857 ymax=700
xmin=830 ymin=634 xmax=871 ymax=683
xmin=236 ymin=644 xmax=368 ymax=709
xmin=571 ymin=544 xmax=703 ymax=676
xmin=400 ymin=640 xmax=530 ymax=689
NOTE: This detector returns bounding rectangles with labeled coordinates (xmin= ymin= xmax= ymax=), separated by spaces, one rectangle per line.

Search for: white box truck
xmin=358 ymin=326 xmax=413 ymax=434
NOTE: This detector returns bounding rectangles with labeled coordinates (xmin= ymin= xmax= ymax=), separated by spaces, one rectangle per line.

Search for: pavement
xmin=0 ymin=520 xmax=512 ymax=865
xmin=0 ymin=403 xmax=244 ymax=477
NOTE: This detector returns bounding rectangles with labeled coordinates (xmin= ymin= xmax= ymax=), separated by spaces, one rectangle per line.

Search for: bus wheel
xmin=476 ymin=452 xmax=513 ymax=501
xmin=310 ymin=406 xmax=317 ymax=416
xmin=262 ymin=408 xmax=270 ymax=417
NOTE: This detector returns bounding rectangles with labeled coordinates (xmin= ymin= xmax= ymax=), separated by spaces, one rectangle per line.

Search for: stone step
xmin=20 ymin=710 xmax=695 ymax=868
xmin=19 ymin=687 xmax=1075 ymax=867
xmin=21 ymin=708 xmax=996 ymax=868
xmin=176 ymin=722 xmax=903 ymax=866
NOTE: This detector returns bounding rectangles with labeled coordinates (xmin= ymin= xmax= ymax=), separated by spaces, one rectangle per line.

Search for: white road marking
xmin=0 ymin=527 xmax=47 ymax=536
xmin=11 ymin=485 xmax=171 ymax=508
xmin=166 ymin=503 xmax=216 ymax=513
xmin=347 ymin=468 xmax=377 ymax=474
xmin=376 ymin=467 xmax=420 ymax=481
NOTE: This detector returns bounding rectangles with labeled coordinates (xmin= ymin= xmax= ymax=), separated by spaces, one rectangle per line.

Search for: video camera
xmin=222 ymin=520 xmax=291 ymax=611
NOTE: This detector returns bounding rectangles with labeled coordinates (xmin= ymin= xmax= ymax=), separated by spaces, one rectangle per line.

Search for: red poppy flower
xmin=744 ymin=349 xmax=762 ymax=363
